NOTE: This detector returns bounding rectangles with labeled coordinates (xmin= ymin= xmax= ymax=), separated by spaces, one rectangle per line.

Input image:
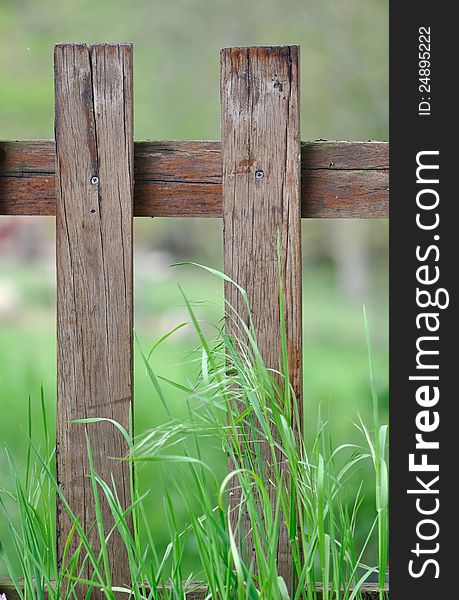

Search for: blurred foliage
xmin=0 ymin=0 xmax=388 ymax=578
xmin=0 ymin=0 xmax=387 ymax=141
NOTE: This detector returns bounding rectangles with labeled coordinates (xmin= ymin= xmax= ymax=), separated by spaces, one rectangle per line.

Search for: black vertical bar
xmin=390 ymin=5 xmax=455 ymax=598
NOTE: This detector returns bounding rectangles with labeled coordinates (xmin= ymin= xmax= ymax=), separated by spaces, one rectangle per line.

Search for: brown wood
xmin=221 ymin=45 xmax=302 ymax=591
xmin=0 ymin=577 xmax=388 ymax=599
xmin=54 ymin=43 xmax=133 ymax=592
xmin=0 ymin=140 xmax=389 ymax=218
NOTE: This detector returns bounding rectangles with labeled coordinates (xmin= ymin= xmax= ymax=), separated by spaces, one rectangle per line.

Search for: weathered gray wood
xmin=221 ymin=45 xmax=302 ymax=591
xmin=54 ymin=43 xmax=133 ymax=592
xmin=0 ymin=577 xmax=388 ymax=599
xmin=0 ymin=140 xmax=389 ymax=218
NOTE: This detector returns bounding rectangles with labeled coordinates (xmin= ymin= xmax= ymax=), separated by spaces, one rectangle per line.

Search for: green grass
xmin=0 ymin=262 xmax=388 ymax=599
xmin=0 ymin=251 xmax=387 ymax=579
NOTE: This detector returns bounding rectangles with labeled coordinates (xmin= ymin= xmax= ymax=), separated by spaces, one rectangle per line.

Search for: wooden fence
xmin=0 ymin=43 xmax=388 ymax=598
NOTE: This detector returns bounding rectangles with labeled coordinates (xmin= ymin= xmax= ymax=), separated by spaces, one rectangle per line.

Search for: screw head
xmin=90 ymin=176 xmax=99 ymax=185
xmin=255 ymin=170 xmax=264 ymax=180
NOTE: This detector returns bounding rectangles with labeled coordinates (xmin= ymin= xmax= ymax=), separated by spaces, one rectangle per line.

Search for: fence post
xmin=220 ymin=46 xmax=302 ymax=589
xmin=54 ymin=43 xmax=134 ymax=590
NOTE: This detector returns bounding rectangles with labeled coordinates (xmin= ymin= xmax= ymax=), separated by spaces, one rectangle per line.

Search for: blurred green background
xmin=0 ymin=0 xmax=388 ymax=577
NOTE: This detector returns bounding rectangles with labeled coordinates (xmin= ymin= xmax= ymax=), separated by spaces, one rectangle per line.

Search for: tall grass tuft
xmin=0 ymin=266 xmax=388 ymax=599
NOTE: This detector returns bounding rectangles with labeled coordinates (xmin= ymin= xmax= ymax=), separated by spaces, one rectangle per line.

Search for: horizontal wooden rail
xmin=0 ymin=577 xmax=388 ymax=599
xmin=0 ymin=140 xmax=388 ymax=218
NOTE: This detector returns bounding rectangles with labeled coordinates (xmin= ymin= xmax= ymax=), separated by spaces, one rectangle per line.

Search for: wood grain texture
xmin=0 ymin=140 xmax=388 ymax=217
xmin=221 ymin=45 xmax=302 ymax=590
xmin=54 ymin=43 xmax=133 ymax=592
xmin=0 ymin=578 xmax=388 ymax=599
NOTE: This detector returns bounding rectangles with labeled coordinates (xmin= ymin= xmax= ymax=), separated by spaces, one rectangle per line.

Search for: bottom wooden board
xmin=0 ymin=577 xmax=388 ymax=599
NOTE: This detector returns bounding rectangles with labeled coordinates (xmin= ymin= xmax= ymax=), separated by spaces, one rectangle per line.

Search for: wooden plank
xmin=221 ymin=45 xmax=302 ymax=591
xmin=0 ymin=140 xmax=389 ymax=218
xmin=54 ymin=43 xmax=133 ymax=591
xmin=0 ymin=577 xmax=388 ymax=599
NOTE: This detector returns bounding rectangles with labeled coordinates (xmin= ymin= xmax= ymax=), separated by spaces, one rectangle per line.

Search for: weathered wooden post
xmin=221 ymin=45 xmax=303 ymax=590
xmin=54 ymin=43 xmax=134 ymax=589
